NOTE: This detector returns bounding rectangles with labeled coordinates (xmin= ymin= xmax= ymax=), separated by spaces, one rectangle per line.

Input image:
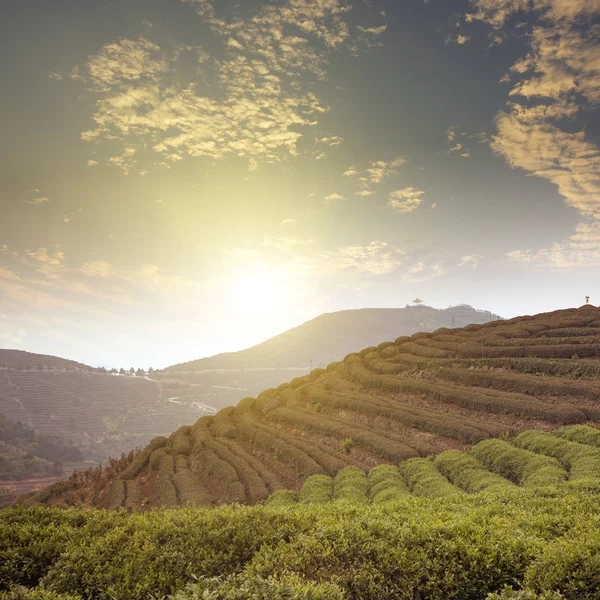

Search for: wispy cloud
xmin=458 ymin=255 xmax=481 ymax=267
xmin=388 ymin=187 xmax=425 ymax=213
xmin=324 ymin=192 xmax=345 ymax=204
xmin=22 ymin=197 xmax=50 ymax=205
xmin=60 ymin=1 xmax=382 ymax=173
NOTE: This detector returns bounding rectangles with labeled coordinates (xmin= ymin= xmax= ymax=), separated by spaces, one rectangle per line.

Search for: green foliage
xmin=340 ymin=437 xmax=353 ymax=455
xmin=167 ymin=574 xmax=345 ymax=600
xmin=120 ymin=437 xmax=168 ymax=481
xmin=514 ymin=431 xmax=600 ymax=481
xmin=333 ymin=466 xmax=367 ymax=504
xmin=401 ymin=457 xmax=465 ymax=499
xmin=299 ymin=475 xmax=332 ymax=504
xmin=435 ymin=450 xmax=516 ymax=494
xmin=471 ymin=439 xmax=567 ymax=487
xmin=169 ymin=427 xmax=192 ymax=456
xmin=266 ymin=490 xmax=299 ymax=507
xmin=558 ymin=424 xmax=600 ymax=447
xmin=486 ymin=590 xmax=563 ymax=600
xmin=5 ymin=484 xmax=600 ymax=599
xmin=0 ymin=413 xmax=82 ymax=463
xmin=367 ymin=464 xmax=409 ymax=503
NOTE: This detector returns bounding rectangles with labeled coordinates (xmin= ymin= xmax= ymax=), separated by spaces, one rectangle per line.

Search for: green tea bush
xmin=171 ymin=467 xmax=213 ymax=507
xmin=252 ymin=418 xmax=346 ymax=476
xmin=266 ymin=405 xmax=418 ymax=463
xmin=0 ymin=586 xmax=82 ymax=599
xmin=206 ymin=440 xmax=269 ymax=503
xmin=333 ymin=467 xmax=367 ymax=504
xmin=237 ymin=416 xmax=324 ymax=477
xmin=123 ymin=480 xmax=141 ymax=510
xmin=345 ymin=361 xmax=583 ymax=424
xmin=558 ymin=425 xmax=600 ymax=448
xmin=305 ymin=383 xmax=498 ymax=446
xmin=486 ymin=589 xmax=563 ymax=600
xmin=120 ymin=437 xmax=168 ymax=480
xmin=299 ymin=475 xmax=332 ymax=504
xmin=190 ymin=417 xmax=213 ymax=449
xmin=368 ymin=465 xmax=409 ymax=503
xmin=156 ymin=454 xmax=178 ymax=507
xmin=107 ymin=479 xmax=125 ymax=510
xmin=471 ymin=440 xmax=567 ymax=487
xmin=435 ymin=451 xmax=515 ymax=494
xmin=524 ymin=534 xmax=600 ymax=599
xmin=266 ymin=490 xmax=299 ymax=507
xmin=401 ymin=458 xmax=465 ymax=499
xmin=150 ymin=447 xmax=168 ymax=470
xmin=514 ymin=431 xmax=600 ymax=481
xmin=167 ymin=574 xmax=345 ymax=600
xmin=194 ymin=449 xmax=246 ymax=504
xmin=211 ymin=407 xmax=238 ymax=438
xmin=220 ymin=439 xmax=285 ymax=493
xmin=170 ymin=427 xmax=192 ymax=456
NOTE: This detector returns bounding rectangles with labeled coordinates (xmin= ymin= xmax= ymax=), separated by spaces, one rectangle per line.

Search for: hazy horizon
xmin=1 ymin=0 xmax=598 ymax=368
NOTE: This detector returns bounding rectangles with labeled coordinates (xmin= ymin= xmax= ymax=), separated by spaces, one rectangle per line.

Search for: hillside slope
xmin=163 ymin=304 xmax=502 ymax=372
xmin=0 ymin=349 xmax=91 ymax=372
xmin=0 ymin=370 xmax=215 ymax=461
xmin=25 ymin=305 xmax=600 ymax=509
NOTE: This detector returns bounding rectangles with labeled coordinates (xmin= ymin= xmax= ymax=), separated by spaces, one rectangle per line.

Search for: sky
xmin=1 ymin=0 xmax=599 ymax=368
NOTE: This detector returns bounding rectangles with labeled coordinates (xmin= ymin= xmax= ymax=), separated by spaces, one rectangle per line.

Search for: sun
xmin=228 ymin=264 xmax=287 ymax=318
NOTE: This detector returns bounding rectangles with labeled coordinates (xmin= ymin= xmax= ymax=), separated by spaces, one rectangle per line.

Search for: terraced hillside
xmin=0 ymin=370 xmax=216 ymax=461
xmin=0 ymin=349 xmax=90 ymax=371
xmin=24 ymin=305 xmax=600 ymax=509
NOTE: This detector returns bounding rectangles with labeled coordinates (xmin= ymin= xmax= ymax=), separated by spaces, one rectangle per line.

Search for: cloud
xmin=63 ymin=215 xmax=71 ymax=224
xmin=321 ymin=241 xmax=405 ymax=275
xmin=355 ymin=190 xmax=376 ymax=197
xmin=0 ymin=245 xmax=8 ymax=252
xmin=462 ymin=0 xmax=600 ymax=266
xmin=458 ymin=255 xmax=482 ymax=267
xmin=388 ymin=188 xmax=425 ymax=213
xmin=280 ymin=218 xmax=296 ymax=225
xmin=403 ymin=261 xmax=447 ymax=283
xmin=343 ymin=167 xmax=359 ymax=177
xmin=492 ymin=111 xmax=600 ymax=217
xmin=22 ymin=197 xmax=50 ymax=205
xmin=466 ymin=0 xmax=598 ymax=27
xmin=67 ymin=1 xmax=382 ymax=172
xmin=317 ymin=136 xmax=344 ymax=146
xmin=0 ymin=268 xmax=20 ymax=281
xmin=445 ymin=34 xmax=471 ymax=44
xmin=324 ymin=192 xmax=345 ymax=204
xmin=25 ymin=248 xmax=65 ymax=279
xmin=87 ymin=160 xmax=99 ymax=167
xmin=79 ymin=261 xmax=116 ymax=278
xmin=367 ymin=157 xmax=406 ymax=184
xmin=87 ymin=37 xmax=168 ymax=89
xmin=506 ymin=220 xmax=600 ymax=267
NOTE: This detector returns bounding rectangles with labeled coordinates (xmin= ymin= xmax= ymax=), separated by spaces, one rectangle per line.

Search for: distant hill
xmin=0 ymin=349 xmax=91 ymax=371
xmin=0 ymin=361 xmax=216 ymax=462
xmin=25 ymin=304 xmax=600 ymax=510
xmin=163 ymin=304 xmax=503 ymax=372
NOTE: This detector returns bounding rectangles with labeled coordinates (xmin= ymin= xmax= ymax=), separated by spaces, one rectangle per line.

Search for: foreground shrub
xmin=167 ymin=574 xmax=345 ymax=600
xmin=558 ymin=425 xmax=600 ymax=448
xmin=333 ymin=467 xmax=367 ymax=504
xmin=471 ymin=440 xmax=567 ymax=487
xmin=401 ymin=458 xmax=464 ymax=499
xmin=266 ymin=490 xmax=298 ymax=507
xmin=368 ymin=465 xmax=409 ymax=503
xmin=299 ymin=475 xmax=332 ymax=504
xmin=513 ymin=431 xmax=600 ymax=481
xmin=434 ymin=451 xmax=515 ymax=494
